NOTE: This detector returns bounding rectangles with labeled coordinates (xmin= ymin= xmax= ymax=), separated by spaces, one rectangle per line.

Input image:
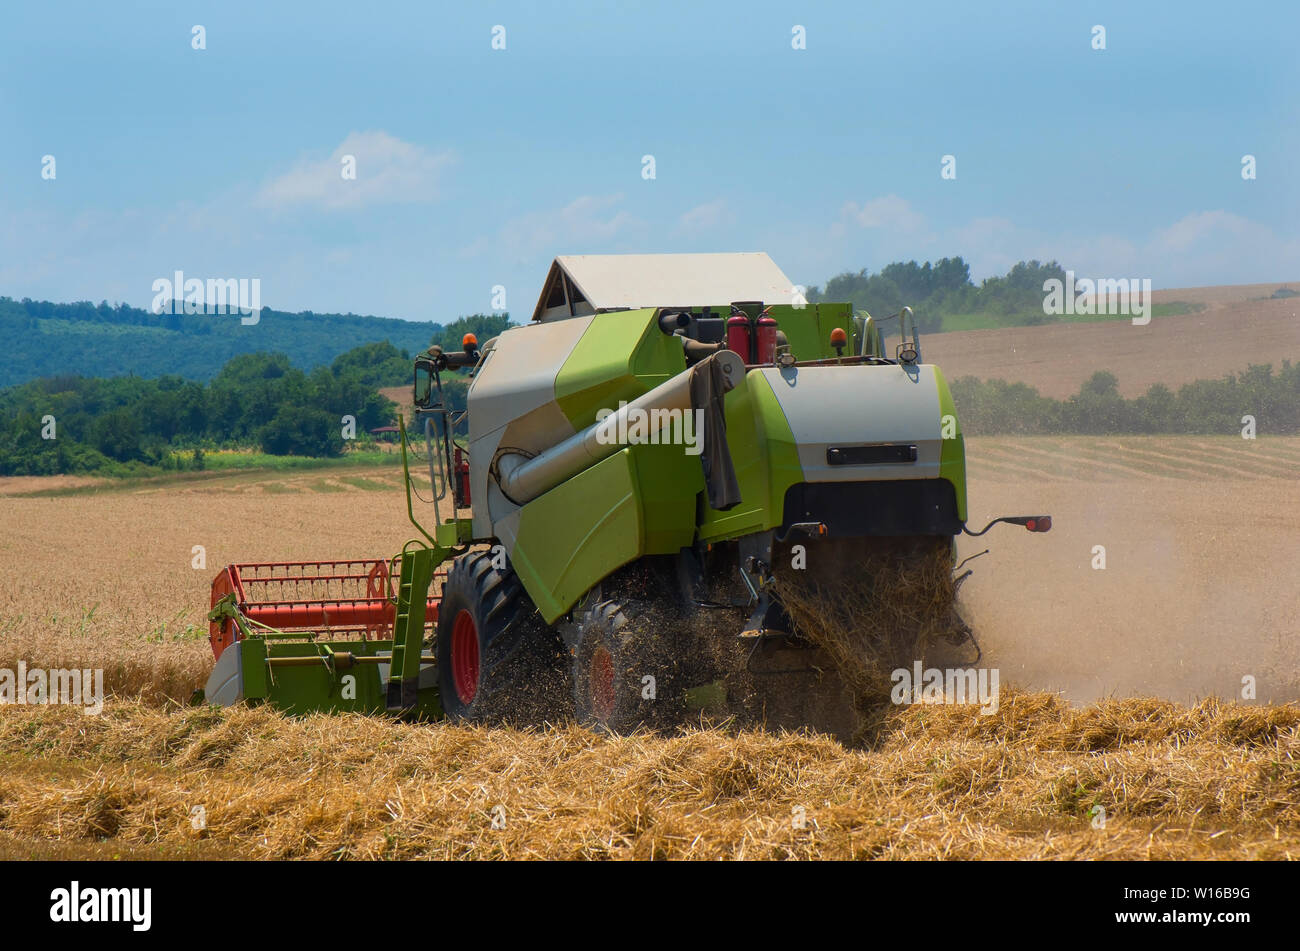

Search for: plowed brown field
xmin=925 ymin=292 xmax=1300 ymax=398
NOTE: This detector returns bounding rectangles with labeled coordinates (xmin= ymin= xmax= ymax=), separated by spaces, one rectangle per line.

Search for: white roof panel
xmin=532 ymin=252 xmax=798 ymax=320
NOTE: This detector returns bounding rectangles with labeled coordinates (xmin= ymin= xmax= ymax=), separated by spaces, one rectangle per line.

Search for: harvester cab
xmin=199 ymin=252 xmax=1051 ymax=738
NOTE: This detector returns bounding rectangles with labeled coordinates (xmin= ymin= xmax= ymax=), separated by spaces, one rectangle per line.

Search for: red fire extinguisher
xmin=755 ymin=308 xmax=779 ymax=364
xmin=727 ymin=308 xmax=754 ymax=362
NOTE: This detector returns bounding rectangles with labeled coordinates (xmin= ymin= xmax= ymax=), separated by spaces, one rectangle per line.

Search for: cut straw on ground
xmin=0 ymin=693 xmax=1295 ymax=860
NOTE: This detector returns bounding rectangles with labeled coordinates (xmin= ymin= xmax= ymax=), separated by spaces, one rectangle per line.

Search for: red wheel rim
xmin=451 ymin=609 xmax=479 ymax=704
xmin=590 ymin=647 xmax=615 ymax=722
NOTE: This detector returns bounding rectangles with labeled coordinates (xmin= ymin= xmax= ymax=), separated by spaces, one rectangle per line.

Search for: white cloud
xmin=840 ymin=194 xmax=927 ymax=234
xmin=1153 ymin=210 xmax=1249 ymax=252
xmin=824 ymin=190 xmax=1300 ymax=290
xmin=678 ymin=198 xmax=730 ymax=232
xmin=553 ymin=194 xmax=636 ymax=241
xmin=1145 ymin=211 xmax=1300 ymax=287
xmin=256 ymin=131 xmax=453 ymax=211
xmin=461 ymin=193 xmax=641 ymax=260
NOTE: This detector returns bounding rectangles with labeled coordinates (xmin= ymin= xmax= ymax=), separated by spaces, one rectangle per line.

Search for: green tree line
xmin=0 ymin=295 xmax=457 ymax=388
xmin=952 ymin=363 xmax=1300 ymax=435
xmin=0 ymin=314 xmax=515 ymax=475
xmin=808 ymin=258 xmax=1067 ymax=332
xmin=0 ymin=346 xmax=403 ymax=475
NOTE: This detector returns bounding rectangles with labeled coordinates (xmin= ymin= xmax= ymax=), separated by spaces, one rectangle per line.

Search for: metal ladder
xmin=385 ymin=546 xmax=437 ymax=712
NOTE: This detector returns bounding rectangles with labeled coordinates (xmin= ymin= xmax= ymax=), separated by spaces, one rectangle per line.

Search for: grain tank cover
xmin=532 ymin=252 xmax=799 ymax=322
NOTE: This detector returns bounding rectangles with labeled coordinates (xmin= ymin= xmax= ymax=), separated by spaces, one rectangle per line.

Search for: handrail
xmin=399 ymin=414 xmax=438 ymax=549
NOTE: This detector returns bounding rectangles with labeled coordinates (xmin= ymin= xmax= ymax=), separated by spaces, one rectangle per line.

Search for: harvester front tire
xmin=436 ymin=551 xmax=568 ymax=725
xmin=573 ymin=597 xmax=684 ymax=733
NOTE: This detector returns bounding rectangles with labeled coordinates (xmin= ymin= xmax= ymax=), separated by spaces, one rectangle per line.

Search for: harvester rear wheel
xmin=436 ymin=550 xmax=568 ymax=724
xmin=573 ymin=596 xmax=684 ymax=733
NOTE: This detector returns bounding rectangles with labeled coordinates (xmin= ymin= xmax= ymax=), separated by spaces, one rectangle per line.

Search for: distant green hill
xmin=0 ymin=296 xmax=443 ymax=387
xmin=3 ymin=257 xmax=1107 ymax=388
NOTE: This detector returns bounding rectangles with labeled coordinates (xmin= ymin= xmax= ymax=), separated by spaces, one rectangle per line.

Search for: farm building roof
xmin=531 ymin=252 xmax=799 ymax=321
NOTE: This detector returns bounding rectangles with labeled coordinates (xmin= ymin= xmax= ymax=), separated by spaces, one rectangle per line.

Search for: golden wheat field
xmin=0 ymin=437 xmax=1297 ymax=860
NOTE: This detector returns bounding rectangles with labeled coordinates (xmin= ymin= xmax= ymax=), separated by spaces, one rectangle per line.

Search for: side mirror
xmin=413 ymin=358 xmax=436 ymax=408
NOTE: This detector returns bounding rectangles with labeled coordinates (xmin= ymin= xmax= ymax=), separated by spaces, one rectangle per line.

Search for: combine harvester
xmin=200 ymin=253 xmax=1050 ymax=734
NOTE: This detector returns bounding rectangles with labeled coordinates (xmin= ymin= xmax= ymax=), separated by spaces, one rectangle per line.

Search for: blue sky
xmin=2 ymin=1 xmax=1296 ymax=324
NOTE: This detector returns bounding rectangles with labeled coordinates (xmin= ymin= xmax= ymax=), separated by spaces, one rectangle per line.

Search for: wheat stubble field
xmin=0 ymin=437 xmax=1297 ymax=860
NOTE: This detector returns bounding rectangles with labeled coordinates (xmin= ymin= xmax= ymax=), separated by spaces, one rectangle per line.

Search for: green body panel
xmin=763 ymin=303 xmax=853 ymax=362
xmin=240 ymin=637 xmax=270 ymax=698
xmin=232 ymin=637 xmax=443 ymax=719
xmin=697 ymin=370 xmax=805 ymax=541
xmin=511 ymin=449 xmax=645 ymax=624
xmin=436 ymin=517 xmax=473 ymax=548
xmin=932 ymin=366 xmax=968 ymax=521
xmin=554 ymin=309 xmax=687 ymax=430
xmin=629 ymin=440 xmax=706 ymax=554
